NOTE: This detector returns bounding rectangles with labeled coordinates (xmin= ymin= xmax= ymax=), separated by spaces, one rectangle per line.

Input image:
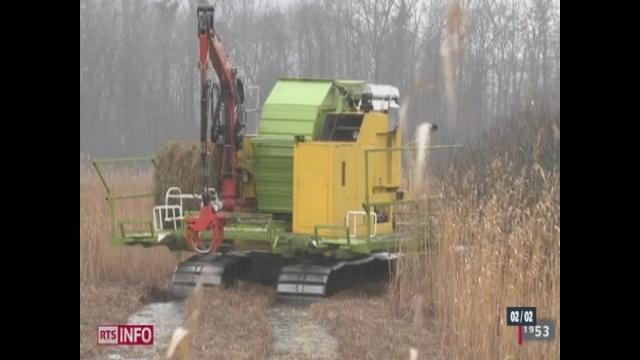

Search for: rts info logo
xmin=98 ymin=325 xmax=154 ymax=345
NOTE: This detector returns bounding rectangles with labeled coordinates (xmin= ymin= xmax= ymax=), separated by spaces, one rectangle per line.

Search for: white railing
xmin=345 ymin=210 xmax=377 ymax=239
xmin=153 ymin=205 xmax=183 ymax=233
xmin=152 ymin=187 xmax=220 ymax=234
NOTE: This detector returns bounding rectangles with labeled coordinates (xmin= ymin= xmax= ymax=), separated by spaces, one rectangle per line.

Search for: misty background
xmin=80 ymin=0 xmax=560 ymax=159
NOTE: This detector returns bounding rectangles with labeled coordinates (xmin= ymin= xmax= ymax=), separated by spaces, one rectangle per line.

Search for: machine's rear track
xmin=277 ymin=253 xmax=394 ymax=298
xmin=171 ymin=252 xmax=395 ymax=299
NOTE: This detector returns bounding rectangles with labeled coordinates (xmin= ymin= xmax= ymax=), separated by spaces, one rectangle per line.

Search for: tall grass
xmin=392 ymin=109 xmax=560 ymax=358
xmin=80 ymin=167 xmax=177 ymax=287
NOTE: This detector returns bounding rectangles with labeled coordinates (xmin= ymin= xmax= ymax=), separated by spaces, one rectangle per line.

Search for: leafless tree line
xmin=80 ymin=0 xmax=559 ymax=158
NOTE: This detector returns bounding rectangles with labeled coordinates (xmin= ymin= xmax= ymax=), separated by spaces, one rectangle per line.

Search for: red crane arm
xmin=185 ymin=5 xmax=239 ymax=255
xmin=197 ymin=5 xmax=238 ymax=211
xmin=200 ymin=33 xmax=236 ymax=102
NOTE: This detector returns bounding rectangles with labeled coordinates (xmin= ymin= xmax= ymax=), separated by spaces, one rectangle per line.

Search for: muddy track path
xmin=270 ymin=305 xmax=337 ymax=360
xmin=82 ymin=282 xmax=437 ymax=360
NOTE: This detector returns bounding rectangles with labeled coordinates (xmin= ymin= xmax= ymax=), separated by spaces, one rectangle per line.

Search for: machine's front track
xmin=171 ymin=253 xmax=248 ymax=297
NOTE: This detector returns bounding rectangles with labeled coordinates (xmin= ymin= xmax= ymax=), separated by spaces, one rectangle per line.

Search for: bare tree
xmin=80 ymin=0 xmax=560 ymax=158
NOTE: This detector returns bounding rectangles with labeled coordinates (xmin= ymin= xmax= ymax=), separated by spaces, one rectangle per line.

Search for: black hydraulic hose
xmin=200 ymin=80 xmax=211 ymax=205
xmin=211 ymin=84 xmax=223 ymax=143
xmin=200 ymin=81 xmax=209 ymax=144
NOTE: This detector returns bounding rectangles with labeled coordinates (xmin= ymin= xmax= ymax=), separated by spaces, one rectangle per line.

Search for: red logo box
xmin=98 ymin=325 xmax=154 ymax=345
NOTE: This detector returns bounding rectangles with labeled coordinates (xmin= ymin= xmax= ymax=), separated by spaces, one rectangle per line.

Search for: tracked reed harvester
xmin=93 ymin=4 xmax=461 ymax=299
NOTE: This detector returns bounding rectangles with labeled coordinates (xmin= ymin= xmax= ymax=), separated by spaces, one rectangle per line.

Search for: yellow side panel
xmin=327 ymin=144 xmax=359 ymax=235
xmin=292 ymin=111 xmax=403 ymax=237
xmin=293 ymin=143 xmax=330 ymax=234
xmin=358 ymin=112 xmax=399 ymax=235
